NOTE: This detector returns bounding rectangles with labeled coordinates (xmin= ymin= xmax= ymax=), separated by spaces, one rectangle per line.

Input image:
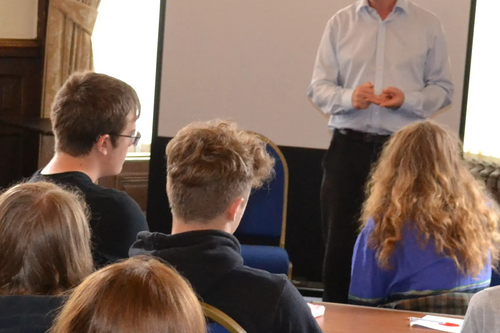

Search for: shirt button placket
xmin=373 ymin=20 xmax=386 ymax=131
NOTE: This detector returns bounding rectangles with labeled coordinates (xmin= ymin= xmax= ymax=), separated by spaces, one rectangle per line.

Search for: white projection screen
xmin=156 ymin=0 xmax=472 ymax=149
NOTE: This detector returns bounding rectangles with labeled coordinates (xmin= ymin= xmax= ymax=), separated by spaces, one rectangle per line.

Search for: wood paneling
xmin=0 ymin=56 xmax=43 ymax=117
xmin=0 ymin=0 xmax=49 ymax=188
xmin=39 ymin=135 xmax=54 ymax=168
xmin=0 ymin=46 xmax=44 ymax=188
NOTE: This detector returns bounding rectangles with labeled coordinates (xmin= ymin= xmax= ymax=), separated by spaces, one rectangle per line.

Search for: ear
xmin=95 ymin=135 xmax=111 ymax=156
xmin=226 ymin=197 xmax=246 ymax=222
xmin=166 ymin=177 xmax=172 ymax=196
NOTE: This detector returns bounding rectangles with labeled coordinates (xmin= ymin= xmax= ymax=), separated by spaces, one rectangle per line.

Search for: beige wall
xmin=0 ymin=0 xmax=37 ymax=39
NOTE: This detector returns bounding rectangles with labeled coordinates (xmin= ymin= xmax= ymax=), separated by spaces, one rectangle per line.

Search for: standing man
xmin=307 ymin=0 xmax=453 ymax=303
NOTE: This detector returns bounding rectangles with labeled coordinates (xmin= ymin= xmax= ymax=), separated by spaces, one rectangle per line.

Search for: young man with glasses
xmin=30 ymin=72 xmax=149 ymax=267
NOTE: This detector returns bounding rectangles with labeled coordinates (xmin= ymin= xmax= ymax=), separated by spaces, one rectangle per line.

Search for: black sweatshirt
xmin=130 ymin=230 xmax=323 ymax=333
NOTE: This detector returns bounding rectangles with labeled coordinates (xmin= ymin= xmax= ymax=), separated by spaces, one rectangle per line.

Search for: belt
xmin=335 ymin=128 xmax=390 ymax=144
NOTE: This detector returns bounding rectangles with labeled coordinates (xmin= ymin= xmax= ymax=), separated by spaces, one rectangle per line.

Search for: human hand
xmin=379 ymin=87 xmax=405 ymax=108
xmin=352 ymin=82 xmax=384 ymax=109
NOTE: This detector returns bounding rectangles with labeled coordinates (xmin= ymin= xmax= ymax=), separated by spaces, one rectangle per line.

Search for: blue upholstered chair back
xmin=208 ymin=323 xmax=230 ymax=333
xmin=491 ymin=270 xmax=500 ymax=286
xmin=234 ymin=134 xmax=288 ymax=246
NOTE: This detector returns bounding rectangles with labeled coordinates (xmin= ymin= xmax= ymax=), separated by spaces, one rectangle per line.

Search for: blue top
xmin=307 ymin=0 xmax=454 ymax=134
xmin=349 ymin=217 xmax=491 ymax=306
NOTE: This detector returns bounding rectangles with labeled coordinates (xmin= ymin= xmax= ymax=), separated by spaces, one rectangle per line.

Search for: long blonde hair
xmin=51 ymin=256 xmax=206 ymax=333
xmin=362 ymin=120 xmax=500 ymax=276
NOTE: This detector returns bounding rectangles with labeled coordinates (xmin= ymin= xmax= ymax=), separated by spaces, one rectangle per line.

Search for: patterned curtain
xmin=42 ymin=0 xmax=100 ymax=117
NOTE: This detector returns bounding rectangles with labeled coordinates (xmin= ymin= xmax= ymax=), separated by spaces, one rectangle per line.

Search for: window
xmin=463 ymin=1 xmax=500 ymax=162
xmin=92 ymin=0 xmax=161 ymax=155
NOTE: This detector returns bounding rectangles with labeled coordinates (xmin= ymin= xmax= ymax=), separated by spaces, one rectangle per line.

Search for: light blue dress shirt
xmin=307 ymin=0 xmax=454 ymax=135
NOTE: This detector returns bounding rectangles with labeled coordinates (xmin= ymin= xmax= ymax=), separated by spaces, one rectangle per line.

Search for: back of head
xmin=51 ymin=256 xmax=206 ymax=333
xmin=363 ymin=120 xmax=500 ymax=276
xmin=166 ymin=120 xmax=275 ymax=222
xmin=0 ymin=182 xmax=93 ymax=295
xmin=51 ymin=72 xmax=141 ymax=157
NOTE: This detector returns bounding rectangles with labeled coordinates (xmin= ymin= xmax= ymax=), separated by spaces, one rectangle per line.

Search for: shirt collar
xmin=395 ymin=0 xmax=409 ymax=13
xmin=356 ymin=0 xmax=409 ymax=14
xmin=355 ymin=0 xmax=370 ymax=13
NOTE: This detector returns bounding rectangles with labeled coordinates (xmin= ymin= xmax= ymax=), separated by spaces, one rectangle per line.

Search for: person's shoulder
xmin=94 ymin=185 xmax=132 ymax=200
xmin=330 ymin=2 xmax=359 ymax=22
xmin=92 ymin=186 xmax=142 ymax=210
xmin=232 ymin=266 xmax=288 ymax=295
xmin=470 ymin=286 xmax=500 ymax=308
xmin=336 ymin=2 xmax=359 ymax=15
xmin=228 ymin=267 xmax=306 ymax=315
xmin=361 ymin=217 xmax=376 ymax=233
xmin=28 ymin=171 xmax=91 ymax=197
xmin=236 ymin=265 xmax=288 ymax=284
xmin=82 ymin=182 xmax=144 ymax=218
xmin=32 ymin=171 xmax=90 ymax=188
xmin=407 ymin=2 xmax=442 ymax=26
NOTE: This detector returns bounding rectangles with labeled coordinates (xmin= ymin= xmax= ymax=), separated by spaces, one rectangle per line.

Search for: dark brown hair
xmin=166 ymin=120 xmax=275 ymax=222
xmin=51 ymin=256 xmax=206 ymax=333
xmin=0 ymin=182 xmax=93 ymax=295
xmin=51 ymin=72 xmax=141 ymax=157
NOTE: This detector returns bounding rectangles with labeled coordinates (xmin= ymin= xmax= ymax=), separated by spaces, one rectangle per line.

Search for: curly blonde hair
xmin=166 ymin=120 xmax=275 ymax=222
xmin=362 ymin=120 xmax=500 ymax=277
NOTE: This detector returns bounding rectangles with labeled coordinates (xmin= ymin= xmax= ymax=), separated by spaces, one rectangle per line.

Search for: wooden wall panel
xmin=0 ymin=44 xmax=44 ymax=188
xmin=0 ymin=0 xmax=49 ymax=189
xmin=0 ymin=124 xmax=22 ymax=187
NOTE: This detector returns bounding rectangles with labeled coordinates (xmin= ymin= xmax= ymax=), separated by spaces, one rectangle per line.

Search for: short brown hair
xmin=51 ymin=72 xmax=141 ymax=157
xmin=51 ymin=256 xmax=206 ymax=333
xmin=166 ymin=120 xmax=275 ymax=222
xmin=0 ymin=182 xmax=93 ymax=296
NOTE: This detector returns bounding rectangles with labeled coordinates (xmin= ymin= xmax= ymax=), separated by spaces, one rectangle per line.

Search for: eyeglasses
xmin=109 ymin=130 xmax=142 ymax=146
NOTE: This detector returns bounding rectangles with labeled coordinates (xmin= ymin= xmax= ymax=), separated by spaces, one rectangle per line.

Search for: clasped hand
xmin=352 ymin=81 xmax=404 ymax=110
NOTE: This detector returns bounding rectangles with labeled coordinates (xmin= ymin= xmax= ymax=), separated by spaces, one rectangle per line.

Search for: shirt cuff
xmin=341 ymin=89 xmax=355 ymax=110
xmin=400 ymin=91 xmax=423 ymax=117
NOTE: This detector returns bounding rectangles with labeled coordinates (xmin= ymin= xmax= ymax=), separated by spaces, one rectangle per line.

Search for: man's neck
xmin=42 ymin=152 xmax=101 ymax=183
xmin=369 ymin=0 xmax=397 ymax=20
xmin=171 ymin=216 xmax=234 ymax=235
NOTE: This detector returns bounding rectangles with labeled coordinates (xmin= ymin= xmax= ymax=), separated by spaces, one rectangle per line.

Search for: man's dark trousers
xmin=321 ymin=128 xmax=389 ymax=303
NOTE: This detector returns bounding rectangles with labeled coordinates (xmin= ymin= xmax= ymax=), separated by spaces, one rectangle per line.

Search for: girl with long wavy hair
xmin=348 ymin=120 xmax=500 ymax=310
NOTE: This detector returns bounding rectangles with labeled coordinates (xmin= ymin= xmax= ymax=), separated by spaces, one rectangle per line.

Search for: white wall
xmin=463 ymin=0 xmax=500 ymax=157
xmin=157 ymin=0 xmax=471 ymax=149
xmin=0 ymin=0 xmax=38 ymax=39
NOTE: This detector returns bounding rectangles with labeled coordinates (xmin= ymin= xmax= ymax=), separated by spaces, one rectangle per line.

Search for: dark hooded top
xmin=129 ymin=230 xmax=322 ymax=333
xmin=0 ymin=295 xmax=64 ymax=333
